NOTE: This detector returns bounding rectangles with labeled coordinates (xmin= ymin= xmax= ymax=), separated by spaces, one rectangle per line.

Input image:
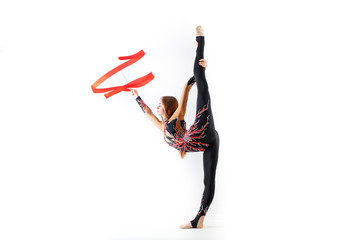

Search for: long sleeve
xmin=135 ymin=96 xmax=149 ymax=113
xmin=187 ymin=76 xmax=195 ymax=86
xmin=135 ymin=95 xmax=163 ymax=131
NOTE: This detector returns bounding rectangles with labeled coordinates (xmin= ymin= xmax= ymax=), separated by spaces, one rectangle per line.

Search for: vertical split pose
xmin=131 ymin=26 xmax=219 ymax=229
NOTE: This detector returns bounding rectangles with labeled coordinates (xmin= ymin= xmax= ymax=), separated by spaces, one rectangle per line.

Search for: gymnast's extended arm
xmin=131 ymin=89 xmax=164 ymax=131
xmin=170 ymin=58 xmax=208 ymax=121
xmin=170 ymin=78 xmax=195 ymax=121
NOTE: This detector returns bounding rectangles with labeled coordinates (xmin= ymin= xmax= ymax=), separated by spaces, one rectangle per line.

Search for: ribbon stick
xmin=91 ymin=50 xmax=154 ymax=98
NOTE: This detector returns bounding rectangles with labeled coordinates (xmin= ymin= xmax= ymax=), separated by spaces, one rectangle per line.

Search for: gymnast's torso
xmin=164 ymin=117 xmax=209 ymax=152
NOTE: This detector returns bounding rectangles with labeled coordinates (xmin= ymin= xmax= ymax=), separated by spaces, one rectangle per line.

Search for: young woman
xmin=130 ymin=26 xmax=219 ymax=229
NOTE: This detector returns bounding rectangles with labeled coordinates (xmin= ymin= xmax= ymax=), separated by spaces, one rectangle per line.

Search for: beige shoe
xmin=179 ymin=216 xmax=205 ymax=229
xmin=179 ymin=222 xmax=192 ymax=229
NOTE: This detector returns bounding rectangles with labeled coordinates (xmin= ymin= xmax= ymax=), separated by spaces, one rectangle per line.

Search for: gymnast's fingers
xmin=131 ymin=89 xmax=138 ymax=97
xmin=199 ymin=59 xmax=207 ymax=68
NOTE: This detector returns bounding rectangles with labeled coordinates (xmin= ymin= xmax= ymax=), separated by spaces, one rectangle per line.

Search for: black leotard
xmin=163 ymin=105 xmax=210 ymax=152
xmin=135 ymin=36 xmax=219 ymax=228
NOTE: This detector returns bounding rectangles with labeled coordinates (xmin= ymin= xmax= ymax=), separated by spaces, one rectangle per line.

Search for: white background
xmin=1 ymin=0 xmax=359 ymax=239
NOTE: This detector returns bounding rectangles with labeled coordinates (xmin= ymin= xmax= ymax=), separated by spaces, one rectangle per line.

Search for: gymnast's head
xmin=157 ymin=96 xmax=178 ymax=120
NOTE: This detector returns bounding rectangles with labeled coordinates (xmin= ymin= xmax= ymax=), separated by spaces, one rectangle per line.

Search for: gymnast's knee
xmin=195 ymin=78 xmax=208 ymax=92
xmin=203 ymin=179 xmax=215 ymax=191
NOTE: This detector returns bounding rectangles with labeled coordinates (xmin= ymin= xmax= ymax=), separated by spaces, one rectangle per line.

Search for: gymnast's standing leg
xmin=180 ymin=26 xmax=220 ymax=229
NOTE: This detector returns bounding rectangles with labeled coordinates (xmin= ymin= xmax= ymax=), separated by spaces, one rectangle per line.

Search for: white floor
xmin=110 ymin=214 xmax=226 ymax=240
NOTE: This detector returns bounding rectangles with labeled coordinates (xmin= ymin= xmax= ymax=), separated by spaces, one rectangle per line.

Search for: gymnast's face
xmin=157 ymin=99 xmax=165 ymax=117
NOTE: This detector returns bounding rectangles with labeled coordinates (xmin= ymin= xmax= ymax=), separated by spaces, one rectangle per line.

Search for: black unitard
xmin=136 ymin=36 xmax=219 ymax=228
xmin=188 ymin=36 xmax=219 ymax=227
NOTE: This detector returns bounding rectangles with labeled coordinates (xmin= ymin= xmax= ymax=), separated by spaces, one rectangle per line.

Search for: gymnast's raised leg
xmin=180 ymin=26 xmax=220 ymax=229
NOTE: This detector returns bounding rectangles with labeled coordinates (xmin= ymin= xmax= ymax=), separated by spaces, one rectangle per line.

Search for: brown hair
xmin=161 ymin=96 xmax=187 ymax=159
xmin=161 ymin=96 xmax=178 ymax=120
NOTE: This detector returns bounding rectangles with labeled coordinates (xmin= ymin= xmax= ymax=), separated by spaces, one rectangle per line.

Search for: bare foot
xmin=179 ymin=216 xmax=205 ymax=229
xmin=196 ymin=26 xmax=204 ymax=36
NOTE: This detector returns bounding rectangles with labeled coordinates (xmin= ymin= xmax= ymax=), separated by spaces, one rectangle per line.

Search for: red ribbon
xmin=91 ymin=50 xmax=154 ymax=98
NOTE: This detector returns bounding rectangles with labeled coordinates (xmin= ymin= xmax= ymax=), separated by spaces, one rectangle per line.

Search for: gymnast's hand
xmin=130 ymin=89 xmax=139 ymax=98
xmin=199 ymin=59 xmax=207 ymax=68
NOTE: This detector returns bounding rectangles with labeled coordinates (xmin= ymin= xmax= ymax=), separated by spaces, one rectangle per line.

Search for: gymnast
xmin=131 ymin=26 xmax=219 ymax=229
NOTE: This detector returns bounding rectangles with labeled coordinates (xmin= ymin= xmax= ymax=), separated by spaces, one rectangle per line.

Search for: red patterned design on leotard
xmin=164 ymin=104 xmax=210 ymax=152
xmin=135 ymin=97 xmax=149 ymax=113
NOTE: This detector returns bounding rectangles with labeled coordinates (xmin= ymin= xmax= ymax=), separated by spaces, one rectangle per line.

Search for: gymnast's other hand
xmin=131 ymin=89 xmax=139 ymax=98
xmin=199 ymin=59 xmax=207 ymax=68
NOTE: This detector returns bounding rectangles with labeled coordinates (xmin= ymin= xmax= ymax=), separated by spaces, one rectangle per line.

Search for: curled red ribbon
xmin=91 ymin=50 xmax=154 ymax=98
